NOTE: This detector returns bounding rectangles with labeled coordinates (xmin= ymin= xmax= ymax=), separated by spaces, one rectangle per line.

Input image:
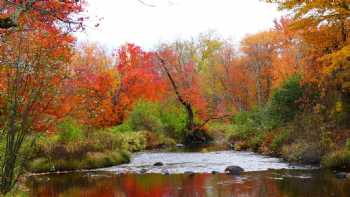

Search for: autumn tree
xmin=0 ymin=0 xmax=84 ymax=31
xmin=264 ymin=0 xmax=350 ymax=127
xmin=69 ymin=42 xmax=119 ymax=127
xmin=156 ymin=48 xmax=204 ymax=143
xmin=156 ymin=36 xmax=239 ymax=144
xmin=0 ymin=0 xmax=84 ymax=194
xmin=215 ymin=46 xmax=254 ymax=112
xmin=271 ymin=17 xmax=304 ymax=85
xmin=114 ymin=44 xmax=166 ymax=121
xmin=241 ymin=31 xmax=277 ymax=106
xmin=266 ymin=0 xmax=350 ymax=90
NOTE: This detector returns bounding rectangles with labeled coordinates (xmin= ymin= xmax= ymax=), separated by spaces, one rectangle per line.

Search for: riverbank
xmin=23 ymin=151 xmax=350 ymax=197
xmin=24 ymin=111 xmax=350 ymax=174
xmin=224 ymin=119 xmax=350 ymax=172
xmin=26 ymin=119 xmax=176 ymax=173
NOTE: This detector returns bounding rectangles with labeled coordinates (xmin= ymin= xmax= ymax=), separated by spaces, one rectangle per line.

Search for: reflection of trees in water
xmin=26 ymin=170 xmax=350 ymax=197
xmin=28 ymin=172 xmax=122 ymax=197
xmin=276 ymin=170 xmax=350 ymax=197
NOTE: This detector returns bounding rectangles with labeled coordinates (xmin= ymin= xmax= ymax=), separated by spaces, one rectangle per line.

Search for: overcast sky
xmin=77 ymin=0 xmax=282 ymax=50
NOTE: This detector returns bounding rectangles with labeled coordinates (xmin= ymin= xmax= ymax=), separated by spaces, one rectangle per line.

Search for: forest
xmin=0 ymin=0 xmax=350 ymax=196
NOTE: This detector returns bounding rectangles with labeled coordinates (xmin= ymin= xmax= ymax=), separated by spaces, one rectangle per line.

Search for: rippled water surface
xmin=100 ymin=150 xmax=309 ymax=174
xmin=26 ymin=150 xmax=350 ymax=197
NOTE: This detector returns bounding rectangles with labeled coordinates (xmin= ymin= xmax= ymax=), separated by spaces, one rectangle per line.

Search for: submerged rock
xmin=225 ymin=166 xmax=244 ymax=175
xmin=140 ymin=169 xmax=148 ymax=174
xmin=185 ymin=171 xmax=195 ymax=176
xmin=162 ymin=170 xmax=170 ymax=175
xmin=153 ymin=162 xmax=164 ymax=166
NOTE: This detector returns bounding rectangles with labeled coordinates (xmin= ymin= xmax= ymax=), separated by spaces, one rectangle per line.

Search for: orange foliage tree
xmin=241 ymin=31 xmax=277 ymax=106
xmin=113 ymin=44 xmax=166 ymax=121
xmin=68 ymin=43 xmax=119 ymax=127
xmin=0 ymin=0 xmax=85 ymax=194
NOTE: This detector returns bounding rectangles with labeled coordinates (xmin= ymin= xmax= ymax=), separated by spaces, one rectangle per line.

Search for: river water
xmin=26 ymin=150 xmax=350 ymax=197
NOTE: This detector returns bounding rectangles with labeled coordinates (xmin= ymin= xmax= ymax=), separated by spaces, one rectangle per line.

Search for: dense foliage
xmin=0 ymin=0 xmax=350 ymax=194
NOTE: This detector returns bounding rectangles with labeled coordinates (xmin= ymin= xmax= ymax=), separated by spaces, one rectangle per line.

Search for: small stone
xmin=140 ymin=169 xmax=148 ymax=174
xmin=153 ymin=162 xmax=164 ymax=166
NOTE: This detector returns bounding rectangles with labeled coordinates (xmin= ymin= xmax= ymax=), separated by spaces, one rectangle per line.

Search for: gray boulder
xmin=225 ymin=166 xmax=244 ymax=175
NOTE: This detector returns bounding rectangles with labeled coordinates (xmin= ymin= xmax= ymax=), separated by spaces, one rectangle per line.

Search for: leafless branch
xmin=194 ymin=114 xmax=232 ymax=131
xmin=136 ymin=0 xmax=156 ymax=7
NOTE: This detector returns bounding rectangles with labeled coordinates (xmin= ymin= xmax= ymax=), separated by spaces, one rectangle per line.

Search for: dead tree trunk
xmin=157 ymin=55 xmax=195 ymax=133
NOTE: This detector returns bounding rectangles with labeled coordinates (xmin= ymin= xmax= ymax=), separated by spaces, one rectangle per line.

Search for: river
xmin=26 ymin=150 xmax=350 ymax=197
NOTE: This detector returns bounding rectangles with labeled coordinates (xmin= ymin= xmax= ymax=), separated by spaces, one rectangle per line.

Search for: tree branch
xmin=194 ymin=114 xmax=232 ymax=131
xmin=156 ymin=53 xmax=187 ymax=106
xmin=136 ymin=0 xmax=156 ymax=7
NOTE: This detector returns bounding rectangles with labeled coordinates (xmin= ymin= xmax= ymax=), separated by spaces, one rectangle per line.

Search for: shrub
xmin=117 ymin=131 xmax=147 ymax=152
xmin=159 ymin=104 xmax=187 ymax=139
xmin=124 ymin=100 xmax=187 ymax=140
xmin=268 ymin=75 xmax=304 ymax=124
xmin=281 ymin=141 xmax=321 ymax=164
xmin=248 ymin=133 xmax=265 ymax=151
xmin=28 ymin=158 xmax=53 ymax=173
xmin=321 ymin=149 xmax=350 ymax=170
xmin=232 ymin=103 xmax=285 ymax=136
xmin=140 ymin=131 xmax=176 ymax=149
xmin=85 ymin=151 xmax=130 ymax=169
xmin=232 ymin=110 xmax=260 ymax=138
xmin=320 ymin=129 xmax=336 ymax=154
xmin=207 ymin=122 xmax=236 ymax=142
xmin=57 ymin=117 xmax=84 ymax=142
xmin=28 ymin=121 xmax=148 ymax=173
xmin=128 ymin=100 xmax=163 ymax=132
xmin=346 ymin=139 xmax=350 ymax=151
xmin=109 ymin=123 xmax=133 ymax=133
xmin=270 ymin=129 xmax=290 ymax=152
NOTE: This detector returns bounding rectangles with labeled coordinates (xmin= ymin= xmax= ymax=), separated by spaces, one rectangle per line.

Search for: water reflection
xmin=27 ymin=170 xmax=350 ymax=197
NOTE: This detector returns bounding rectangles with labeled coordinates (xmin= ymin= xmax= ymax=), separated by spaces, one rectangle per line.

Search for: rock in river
xmin=140 ymin=169 xmax=148 ymax=174
xmin=211 ymin=171 xmax=219 ymax=174
xmin=225 ymin=166 xmax=244 ymax=175
xmin=176 ymin=144 xmax=184 ymax=148
xmin=153 ymin=162 xmax=164 ymax=166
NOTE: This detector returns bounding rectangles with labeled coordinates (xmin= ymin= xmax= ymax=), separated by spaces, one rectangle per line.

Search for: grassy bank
xmin=26 ymin=117 xmax=176 ymax=173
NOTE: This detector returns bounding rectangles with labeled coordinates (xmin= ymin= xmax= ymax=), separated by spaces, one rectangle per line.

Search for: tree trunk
xmin=157 ymin=55 xmax=195 ymax=134
xmin=184 ymin=102 xmax=194 ymax=132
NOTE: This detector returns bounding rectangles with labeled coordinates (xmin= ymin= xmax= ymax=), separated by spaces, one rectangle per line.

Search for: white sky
xmin=77 ymin=0 xmax=282 ymax=50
